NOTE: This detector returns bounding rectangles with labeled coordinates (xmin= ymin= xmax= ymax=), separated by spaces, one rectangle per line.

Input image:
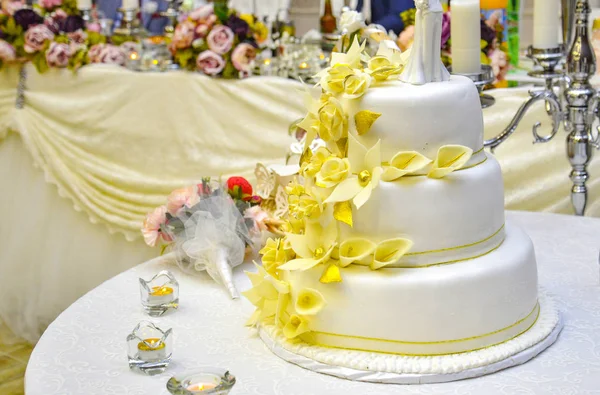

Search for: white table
xmin=25 ymin=211 xmax=600 ymax=394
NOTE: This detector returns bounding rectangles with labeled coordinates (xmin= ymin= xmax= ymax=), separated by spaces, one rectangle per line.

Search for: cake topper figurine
xmin=400 ymin=0 xmax=450 ymax=85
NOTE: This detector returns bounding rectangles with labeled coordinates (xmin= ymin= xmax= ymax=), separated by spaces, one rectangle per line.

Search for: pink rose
xmin=0 ymin=39 xmax=16 ymax=62
xmin=244 ymin=205 xmax=270 ymax=233
xmin=195 ymin=24 xmax=209 ymax=38
xmin=231 ymin=43 xmax=256 ymax=72
xmin=97 ymin=44 xmax=126 ymax=66
xmin=142 ymin=205 xmax=168 ymax=247
xmin=171 ymin=20 xmax=195 ymax=50
xmin=166 ymin=186 xmax=200 ymax=216
xmin=189 ymin=4 xmax=213 ymax=21
xmin=86 ymin=22 xmax=101 ymax=33
xmin=24 ymin=24 xmax=55 ymax=53
xmin=67 ymin=29 xmax=87 ymax=45
xmin=51 ymin=8 xmax=67 ymax=19
xmin=39 ymin=0 xmax=62 ymax=10
xmin=196 ymin=50 xmax=225 ymax=75
xmin=207 ymin=25 xmax=234 ymax=55
xmin=88 ymin=43 xmax=105 ymax=63
xmin=45 ymin=41 xmax=71 ymax=68
xmin=1 ymin=0 xmax=24 ymax=15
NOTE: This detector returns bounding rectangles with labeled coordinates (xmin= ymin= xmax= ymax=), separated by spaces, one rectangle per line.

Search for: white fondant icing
xmin=351 ymin=76 xmax=483 ymax=162
xmin=258 ymin=290 xmax=561 ymax=380
xmin=344 ymin=152 xmax=505 ymax=265
xmin=283 ymin=222 xmax=538 ymax=354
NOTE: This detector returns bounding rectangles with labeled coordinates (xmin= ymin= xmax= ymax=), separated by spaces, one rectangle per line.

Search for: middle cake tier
xmin=342 ymin=152 xmax=505 ymax=267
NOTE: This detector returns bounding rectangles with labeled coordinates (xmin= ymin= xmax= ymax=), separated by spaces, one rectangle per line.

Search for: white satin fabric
xmin=0 ymin=65 xmax=598 ymax=344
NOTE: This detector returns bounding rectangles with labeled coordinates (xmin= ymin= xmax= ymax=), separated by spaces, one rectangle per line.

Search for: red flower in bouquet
xmin=227 ymin=176 xmax=253 ymax=201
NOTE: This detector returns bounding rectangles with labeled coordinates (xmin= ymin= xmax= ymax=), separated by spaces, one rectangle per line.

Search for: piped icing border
xmin=282 ymin=302 xmax=540 ymax=356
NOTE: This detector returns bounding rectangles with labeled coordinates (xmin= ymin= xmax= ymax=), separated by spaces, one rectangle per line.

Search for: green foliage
xmin=175 ymin=48 xmax=195 ymax=70
xmin=221 ymin=59 xmax=237 ymax=79
xmin=111 ymin=35 xmax=137 ymax=46
xmin=32 ymin=51 xmax=49 ymax=74
xmin=87 ymin=31 xmax=107 ymax=46
xmin=61 ymin=0 xmax=80 ymax=16
xmin=401 ymin=9 xmax=416 ymax=27
xmin=68 ymin=48 xmax=88 ymax=72
xmin=3 ymin=17 xmax=23 ymax=37
xmin=55 ymin=35 xmax=70 ymax=44
xmin=214 ymin=0 xmax=229 ymax=23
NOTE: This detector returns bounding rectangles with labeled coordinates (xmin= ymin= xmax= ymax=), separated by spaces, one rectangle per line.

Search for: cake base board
xmin=258 ymin=289 xmax=562 ymax=385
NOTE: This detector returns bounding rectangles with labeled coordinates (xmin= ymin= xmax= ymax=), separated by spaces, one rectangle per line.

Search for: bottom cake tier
xmin=281 ymin=221 xmax=539 ymax=355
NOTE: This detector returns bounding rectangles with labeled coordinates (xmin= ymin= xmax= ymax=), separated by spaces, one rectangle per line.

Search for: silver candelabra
xmin=482 ymin=0 xmax=599 ymax=216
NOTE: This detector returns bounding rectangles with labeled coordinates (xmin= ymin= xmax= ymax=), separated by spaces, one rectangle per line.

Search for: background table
xmin=25 ymin=211 xmax=600 ymax=394
xmin=2 ymin=63 xmax=600 ymax=345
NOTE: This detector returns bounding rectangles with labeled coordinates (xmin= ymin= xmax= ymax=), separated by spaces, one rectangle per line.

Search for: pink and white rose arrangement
xmin=0 ymin=39 xmax=16 ymax=63
xmin=169 ymin=2 xmax=260 ymax=78
xmin=24 ymin=24 xmax=54 ymax=53
xmin=45 ymin=41 xmax=70 ymax=67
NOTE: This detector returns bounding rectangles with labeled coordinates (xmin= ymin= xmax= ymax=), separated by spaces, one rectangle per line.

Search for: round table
xmin=25 ymin=211 xmax=600 ymax=394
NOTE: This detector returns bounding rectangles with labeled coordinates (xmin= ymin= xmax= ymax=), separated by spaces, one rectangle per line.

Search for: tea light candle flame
xmin=187 ymin=382 xmax=217 ymax=392
xmin=137 ymin=338 xmax=165 ymax=351
xmin=130 ymin=52 xmax=138 ymax=60
xmin=151 ymin=286 xmax=173 ymax=296
xmin=299 ymin=62 xmax=309 ymax=70
xmin=263 ymin=59 xmax=271 ymax=65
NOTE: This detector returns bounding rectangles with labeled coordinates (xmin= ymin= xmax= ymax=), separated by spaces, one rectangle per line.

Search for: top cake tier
xmin=351 ymin=75 xmax=484 ymax=161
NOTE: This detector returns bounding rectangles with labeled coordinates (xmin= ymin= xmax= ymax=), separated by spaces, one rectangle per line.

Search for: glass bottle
xmin=320 ymin=0 xmax=337 ymax=34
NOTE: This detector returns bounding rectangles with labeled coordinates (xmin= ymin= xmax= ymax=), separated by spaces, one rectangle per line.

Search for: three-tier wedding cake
xmin=244 ymin=3 xmax=561 ymax=383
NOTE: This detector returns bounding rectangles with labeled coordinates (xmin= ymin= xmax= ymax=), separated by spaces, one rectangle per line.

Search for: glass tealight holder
xmin=166 ymin=368 xmax=236 ymax=395
xmin=127 ymin=321 xmax=173 ymax=375
xmin=140 ymin=270 xmax=179 ymax=316
xmin=140 ymin=36 xmax=172 ymax=72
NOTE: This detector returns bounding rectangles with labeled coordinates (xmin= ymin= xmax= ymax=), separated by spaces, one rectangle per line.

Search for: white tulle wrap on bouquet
xmin=173 ymin=194 xmax=251 ymax=299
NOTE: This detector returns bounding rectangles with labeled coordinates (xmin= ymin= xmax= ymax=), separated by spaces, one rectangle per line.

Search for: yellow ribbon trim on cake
xmin=406 ymin=224 xmax=505 ymax=257
xmin=280 ymin=303 xmax=541 ymax=357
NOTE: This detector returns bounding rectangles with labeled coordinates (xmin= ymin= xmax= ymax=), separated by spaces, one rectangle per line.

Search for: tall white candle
xmin=451 ymin=0 xmax=481 ymax=74
xmin=122 ymin=0 xmax=138 ymax=10
xmin=77 ymin=0 xmax=92 ymax=10
xmin=533 ymin=0 xmax=560 ymax=49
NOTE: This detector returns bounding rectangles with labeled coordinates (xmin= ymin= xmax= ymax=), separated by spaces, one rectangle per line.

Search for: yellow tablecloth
xmin=0 ymin=64 xmax=598 ymax=343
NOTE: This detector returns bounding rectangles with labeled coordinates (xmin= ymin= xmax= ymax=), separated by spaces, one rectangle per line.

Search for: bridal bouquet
xmin=0 ymin=0 xmax=135 ymax=72
xmin=169 ymin=2 xmax=266 ymax=78
xmin=142 ymin=176 xmax=280 ymax=298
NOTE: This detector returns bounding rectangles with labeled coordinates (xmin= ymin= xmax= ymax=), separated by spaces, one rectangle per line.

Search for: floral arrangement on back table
xmin=0 ymin=0 xmax=136 ymax=72
xmin=169 ymin=2 xmax=267 ymax=78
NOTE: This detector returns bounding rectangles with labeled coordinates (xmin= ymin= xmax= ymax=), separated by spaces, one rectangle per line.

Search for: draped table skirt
xmin=0 ymin=64 xmax=598 ymax=343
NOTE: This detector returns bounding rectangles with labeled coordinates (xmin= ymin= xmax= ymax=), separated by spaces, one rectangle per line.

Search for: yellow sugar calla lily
xmin=243 ymin=262 xmax=291 ymax=326
xmin=428 ymin=145 xmax=473 ymax=179
xmin=355 ymin=110 xmax=382 ymax=136
xmin=295 ymin=288 xmax=326 ymax=315
xmin=330 ymin=35 xmax=365 ymax=69
xmin=325 ymin=135 xmax=383 ymax=209
xmin=260 ymin=238 xmax=289 ymax=275
xmin=339 ymin=238 xmax=377 ymax=267
xmin=372 ymin=238 xmax=414 ymax=270
xmin=283 ymin=314 xmax=311 ymax=339
xmin=382 ymin=151 xmax=432 ymax=181
xmin=320 ymin=261 xmax=343 ymax=283
xmin=278 ymin=220 xmax=338 ymax=271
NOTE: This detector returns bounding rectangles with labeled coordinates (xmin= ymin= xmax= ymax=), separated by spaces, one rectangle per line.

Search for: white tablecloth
xmin=2 ymin=64 xmax=600 ymax=345
xmin=25 ymin=211 xmax=600 ymax=395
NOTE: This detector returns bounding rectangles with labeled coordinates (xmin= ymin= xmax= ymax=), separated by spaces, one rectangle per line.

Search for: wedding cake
xmin=244 ymin=4 xmax=560 ymax=382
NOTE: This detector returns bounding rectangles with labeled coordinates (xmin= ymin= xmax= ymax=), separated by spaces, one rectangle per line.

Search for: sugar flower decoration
xmin=259 ymin=238 xmax=288 ymax=274
xmin=329 ymin=35 xmax=365 ymax=69
xmin=355 ymin=110 xmax=382 ymax=136
xmin=428 ymin=145 xmax=473 ymax=179
xmin=295 ymin=288 xmax=326 ymax=315
xmin=382 ymin=151 xmax=432 ymax=181
xmin=283 ymin=314 xmax=310 ymax=339
xmin=318 ymin=63 xmax=355 ymax=94
xmin=320 ymin=262 xmax=342 ymax=283
xmin=316 ymin=156 xmax=351 ymax=188
xmin=343 ymin=69 xmax=373 ymax=99
xmin=318 ymin=95 xmax=348 ymax=143
xmin=372 ymin=238 xmax=414 ymax=269
xmin=278 ymin=221 xmax=338 ymax=271
xmin=339 ymin=238 xmax=377 ymax=267
xmin=325 ymin=135 xmax=383 ymax=209
xmin=243 ymin=262 xmax=290 ymax=326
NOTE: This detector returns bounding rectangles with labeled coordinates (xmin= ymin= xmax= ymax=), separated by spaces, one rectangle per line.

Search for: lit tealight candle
xmin=186 ymin=383 xmax=217 ymax=392
xmin=263 ymin=59 xmax=271 ymax=66
xmin=148 ymin=285 xmax=174 ymax=306
xmin=299 ymin=62 xmax=309 ymax=70
xmin=130 ymin=52 xmax=139 ymax=61
xmin=137 ymin=338 xmax=166 ymax=361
